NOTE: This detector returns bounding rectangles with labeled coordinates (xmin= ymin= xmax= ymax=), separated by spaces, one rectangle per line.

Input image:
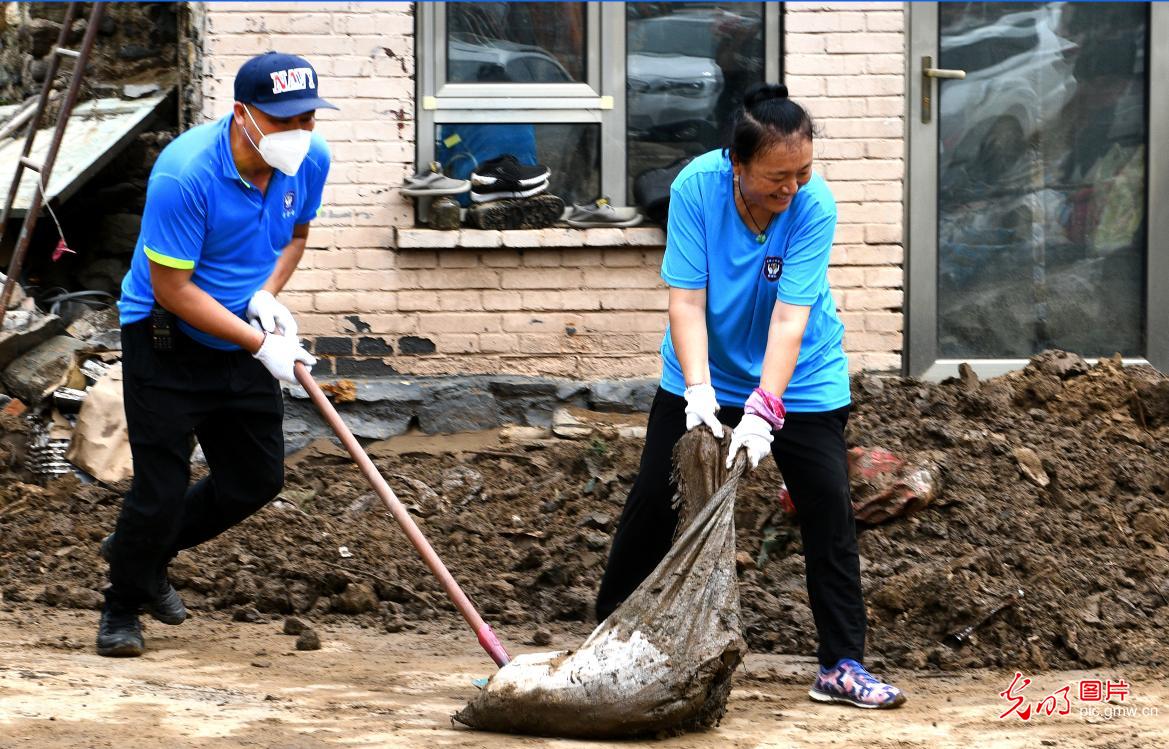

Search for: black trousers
xmin=106 ymin=319 xmax=285 ymax=610
xmin=596 ymin=387 xmax=866 ymax=668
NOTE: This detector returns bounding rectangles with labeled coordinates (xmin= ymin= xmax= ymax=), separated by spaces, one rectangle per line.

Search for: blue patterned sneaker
xmin=809 ymin=658 xmax=906 ymax=709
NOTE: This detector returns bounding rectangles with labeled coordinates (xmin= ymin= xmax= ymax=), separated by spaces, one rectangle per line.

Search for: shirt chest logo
xmin=282 ymin=190 xmax=296 ymax=218
xmin=763 ymin=256 xmax=783 ymax=282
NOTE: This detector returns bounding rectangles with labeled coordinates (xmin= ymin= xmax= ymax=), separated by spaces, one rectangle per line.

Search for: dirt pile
xmin=1 ymin=351 xmax=1167 ymax=672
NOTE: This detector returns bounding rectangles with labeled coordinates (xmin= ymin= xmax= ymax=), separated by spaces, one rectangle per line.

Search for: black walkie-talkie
xmin=151 ymin=304 xmax=174 ymax=351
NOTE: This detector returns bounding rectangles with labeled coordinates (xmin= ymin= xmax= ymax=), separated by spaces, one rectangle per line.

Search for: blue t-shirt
xmin=118 ymin=114 xmax=330 ymax=350
xmin=659 ymin=149 xmax=850 ymax=412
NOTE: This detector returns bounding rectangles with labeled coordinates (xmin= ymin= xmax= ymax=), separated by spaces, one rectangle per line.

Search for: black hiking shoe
xmin=468 ymin=194 xmax=565 ymax=230
xmin=99 ymin=533 xmax=188 ymax=626
xmin=470 ymin=154 xmax=551 ymax=188
xmin=96 ymin=606 xmax=145 ymax=657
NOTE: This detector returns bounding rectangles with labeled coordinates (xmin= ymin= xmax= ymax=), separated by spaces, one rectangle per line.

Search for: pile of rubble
xmin=0 ymin=273 xmax=124 ymax=483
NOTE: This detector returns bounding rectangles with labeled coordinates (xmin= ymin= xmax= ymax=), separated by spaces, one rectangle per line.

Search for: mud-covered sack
xmin=454 ymin=429 xmax=746 ymax=739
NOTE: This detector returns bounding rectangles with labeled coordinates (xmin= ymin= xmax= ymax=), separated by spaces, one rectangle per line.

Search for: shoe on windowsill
xmin=470 ymin=179 xmax=549 ymax=203
xmin=470 ymin=154 xmax=551 ymax=188
xmin=564 ymin=197 xmax=643 ymax=228
xmin=402 ymin=162 xmax=471 ymax=196
xmin=468 ymin=194 xmax=565 ymax=230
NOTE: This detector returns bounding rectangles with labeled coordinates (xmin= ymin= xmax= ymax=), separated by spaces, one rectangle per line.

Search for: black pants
xmin=596 ymin=388 xmax=866 ymax=668
xmin=106 ymin=319 xmax=285 ymax=610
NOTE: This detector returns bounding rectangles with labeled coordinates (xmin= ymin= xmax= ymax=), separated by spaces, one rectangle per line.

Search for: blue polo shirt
xmin=659 ymin=149 xmax=850 ymax=412
xmin=118 ymin=114 xmax=330 ymax=350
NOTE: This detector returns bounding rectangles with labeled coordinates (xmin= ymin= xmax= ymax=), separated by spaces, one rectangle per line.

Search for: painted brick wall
xmin=197 ymin=1 xmax=906 ymax=378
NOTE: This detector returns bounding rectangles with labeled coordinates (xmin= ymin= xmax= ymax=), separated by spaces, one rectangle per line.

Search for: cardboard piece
xmin=66 ymin=362 xmax=132 ymax=483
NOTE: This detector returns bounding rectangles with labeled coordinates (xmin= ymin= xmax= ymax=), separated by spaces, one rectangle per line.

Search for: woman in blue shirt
xmin=597 ymin=83 xmax=904 ymax=709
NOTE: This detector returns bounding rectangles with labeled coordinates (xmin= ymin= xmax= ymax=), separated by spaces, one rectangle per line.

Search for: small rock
xmin=250 ymin=660 xmax=271 ymax=668
xmin=295 ymin=629 xmax=322 ymax=651
xmin=581 ymin=530 xmax=610 ymax=551
xmin=735 ymin=551 xmax=756 ymax=573
xmin=551 ymin=408 xmax=593 ymax=440
xmin=500 ymin=425 xmax=550 ymax=442
xmin=1029 ymin=350 xmax=1089 ymax=380
xmin=282 ymin=617 xmax=307 ymax=636
xmin=579 ymin=512 xmax=612 ymax=530
xmin=232 ymin=606 xmax=263 ymax=623
xmin=333 ymin=582 xmax=378 ymax=614
xmin=617 ymin=425 xmax=647 ymax=440
xmin=531 ymin=628 xmax=552 ymax=647
xmin=383 ymin=617 xmax=407 ymax=633
xmin=1013 ymin=447 xmax=1050 ymax=488
xmin=957 ymin=362 xmax=979 ymax=391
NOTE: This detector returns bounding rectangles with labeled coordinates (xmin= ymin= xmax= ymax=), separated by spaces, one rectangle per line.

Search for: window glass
xmin=937 ymin=2 xmax=1147 ymax=357
xmin=626 ymin=3 xmax=764 ymax=217
xmin=447 ymin=2 xmax=586 ymax=83
xmin=436 ymin=123 xmax=601 ymax=207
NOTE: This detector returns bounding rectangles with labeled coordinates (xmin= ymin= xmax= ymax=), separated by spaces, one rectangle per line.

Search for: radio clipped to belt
xmin=150 ymin=304 xmax=175 ymax=352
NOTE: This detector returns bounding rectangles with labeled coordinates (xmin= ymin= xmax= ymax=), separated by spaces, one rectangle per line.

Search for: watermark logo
xmin=998 ymin=672 xmax=1153 ymax=721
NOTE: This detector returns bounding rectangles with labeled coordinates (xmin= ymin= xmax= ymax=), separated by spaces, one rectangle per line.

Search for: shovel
xmin=294 ymin=362 xmax=510 ymax=667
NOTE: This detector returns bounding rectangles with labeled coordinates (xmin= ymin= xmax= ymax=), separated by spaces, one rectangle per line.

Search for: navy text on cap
xmin=234 ymin=51 xmax=339 ymax=118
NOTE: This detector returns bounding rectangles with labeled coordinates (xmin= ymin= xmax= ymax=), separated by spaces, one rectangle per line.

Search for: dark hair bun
xmin=744 ymin=82 xmax=789 ymax=110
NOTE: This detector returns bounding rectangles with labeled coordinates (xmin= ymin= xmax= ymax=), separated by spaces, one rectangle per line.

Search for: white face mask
xmin=242 ymin=105 xmax=312 ymax=176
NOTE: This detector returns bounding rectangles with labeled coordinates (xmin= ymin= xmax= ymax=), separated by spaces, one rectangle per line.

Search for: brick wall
xmin=197 ymin=2 xmax=907 ymax=378
xmin=785 ymin=1 xmax=906 ymax=372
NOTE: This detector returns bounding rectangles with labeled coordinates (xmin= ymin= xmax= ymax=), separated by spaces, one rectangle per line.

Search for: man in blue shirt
xmin=98 ymin=52 xmax=335 ymax=657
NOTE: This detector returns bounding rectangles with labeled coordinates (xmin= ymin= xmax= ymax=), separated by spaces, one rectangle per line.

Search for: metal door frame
xmin=905 ymin=3 xmax=1169 ymax=379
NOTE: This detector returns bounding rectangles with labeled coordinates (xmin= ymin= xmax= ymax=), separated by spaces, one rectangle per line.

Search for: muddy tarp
xmin=454 ymin=429 xmax=745 ymax=738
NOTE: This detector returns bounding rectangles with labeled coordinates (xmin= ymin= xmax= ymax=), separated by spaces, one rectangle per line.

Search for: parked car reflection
xmin=939 ymin=3 xmax=1077 ymax=191
xmin=935 ymin=2 xmax=1147 ymax=359
xmin=448 ymin=33 xmax=573 ymax=83
xmin=627 ymin=11 xmax=729 ymax=143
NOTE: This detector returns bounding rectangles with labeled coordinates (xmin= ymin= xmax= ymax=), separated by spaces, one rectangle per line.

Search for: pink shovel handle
xmin=295 ymin=363 xmax=510 ymax=667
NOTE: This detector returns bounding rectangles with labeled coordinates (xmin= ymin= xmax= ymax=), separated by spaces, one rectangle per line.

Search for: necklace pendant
xmin=756 ymin=233 xmax=766 ymax=244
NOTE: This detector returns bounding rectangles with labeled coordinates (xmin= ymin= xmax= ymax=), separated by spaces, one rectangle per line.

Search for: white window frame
xmin=415 ymin=2 xmax=782 ymax=206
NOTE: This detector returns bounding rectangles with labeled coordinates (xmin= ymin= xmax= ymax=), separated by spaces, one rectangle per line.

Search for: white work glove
xmin=726 ymin=413 xmax=774 ymax=470
xmin=683 ymin=382 xmax=724 ymax=438
xmin=247 ymin=289 xmax=298 ymax=339
xmin=253 ymin=332 xmax=316 ymax=384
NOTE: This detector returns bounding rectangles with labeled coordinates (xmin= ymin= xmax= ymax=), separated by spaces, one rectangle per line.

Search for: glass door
xmin=906 ymin=3 xmax=1169 ymax=378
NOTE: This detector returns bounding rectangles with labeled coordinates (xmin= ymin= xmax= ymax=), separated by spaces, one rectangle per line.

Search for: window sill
xmin=394 ymin=226 xmax=665 ymax=250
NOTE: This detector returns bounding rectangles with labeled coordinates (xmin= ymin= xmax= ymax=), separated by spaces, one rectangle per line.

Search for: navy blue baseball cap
xmin=234 ymin=51 xmax=338 ymax=117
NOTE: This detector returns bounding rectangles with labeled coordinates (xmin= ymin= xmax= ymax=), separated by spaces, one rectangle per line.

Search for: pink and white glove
xmin=726 ymin=414 xmax=773 ymax=470
xmin=726 ymin=387 xmax=786 ymax=470
xmin=745 ymin=386 xmax=786 ymax=430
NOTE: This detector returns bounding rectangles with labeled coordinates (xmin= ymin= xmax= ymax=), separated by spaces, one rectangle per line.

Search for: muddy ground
xmin=2 ymin=605 xmax=1167 ymax=748
xmin=1 ymin=351 xmax=1168 ymax=681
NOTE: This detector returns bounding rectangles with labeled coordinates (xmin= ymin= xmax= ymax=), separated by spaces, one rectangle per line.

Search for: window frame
xmin=416 ymin=2 xmax=783 ymax=207
xmin=905 ymin=2 xmax=1169 ymax=377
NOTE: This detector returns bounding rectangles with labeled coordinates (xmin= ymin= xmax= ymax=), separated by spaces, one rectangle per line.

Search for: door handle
xmin=921 ymin=55 xmax=966 ymax=124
